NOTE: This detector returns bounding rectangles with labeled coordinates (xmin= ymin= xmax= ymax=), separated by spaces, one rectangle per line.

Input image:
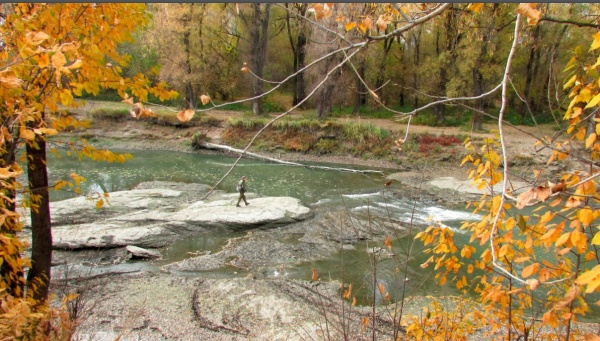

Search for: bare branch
xmin=201 ymin=45 xmax=366 ymax=199
xmin=540 ymin=16 xmax=599 ymax=28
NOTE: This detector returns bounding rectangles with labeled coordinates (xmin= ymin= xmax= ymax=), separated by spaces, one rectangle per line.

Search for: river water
xmin=45 ymin=151 xmax=492 ymax=303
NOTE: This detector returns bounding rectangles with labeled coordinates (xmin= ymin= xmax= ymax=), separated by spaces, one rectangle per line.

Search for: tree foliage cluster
xmin=0 ymin=3 xmax=176 ymax=338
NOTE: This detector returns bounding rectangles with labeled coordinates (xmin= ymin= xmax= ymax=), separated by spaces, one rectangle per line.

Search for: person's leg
xmin=243 ymin=193 xmax=249 ymax=205
xmin=237 ymin=194 xmax=242 ymax=207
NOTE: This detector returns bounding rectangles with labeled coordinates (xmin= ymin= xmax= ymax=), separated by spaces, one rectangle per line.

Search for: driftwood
xmin=198 ymin=142 xmax=384 ymax=175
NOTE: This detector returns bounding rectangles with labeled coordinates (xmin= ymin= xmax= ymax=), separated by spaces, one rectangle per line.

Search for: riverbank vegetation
xmin=2 ymin=2 xmax=600 ymax=340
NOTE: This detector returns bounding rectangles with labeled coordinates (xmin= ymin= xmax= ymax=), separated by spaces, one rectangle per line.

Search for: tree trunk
xmin=182 ymin=3 xmax=195 ymax=109
xmin=352 ymin=58 xmax=367 ymax=115
xmin=0 ymin=140 xmax=24 ymax=297
xmin=25 ymin=125 xmax=52 ymax=302
xmin=250 ymin=3 xmax=270 ymax=115
xmin=521 ymin=25 xmax=540 ymax=117
xmin=286 ymin=4 xmax=309 ymax=107
xmin=411 ymin=28 xmax=421 ymax=109
xmin=374 ymin=36 xmax=394 ymax=101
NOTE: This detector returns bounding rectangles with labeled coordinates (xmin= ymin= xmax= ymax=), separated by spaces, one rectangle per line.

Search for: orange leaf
xmin=311 ymin=268 xmax=318 ymax=281
xmin=51 ymin=51 xmax=67 ymax=69
xmin=555 ymin=285 xmax=581 ymax=309
xmin=95 ymin=199 xmax=104 ymax=209
xmin=200 ymin=95 xmax=210 ymax=106
xmin=176 ymin=109 xmax=195 ymax=123
xmin=534 ymin=186 xmax=552 ymax=202
xmin=516 ymin=3 xmax=542 ymax=26
xmin=345 ymin=22 xmax=356 ymax=32
xmin=343 ymin=283 xmax=352 ymax=299
xmin=38 ymin=53 xmax=50 ymax=68
xmin=565 ymin=197 xmax=582 ymax=208
xmin=539 ymin=268 xmax=551 ymax=282
xmin=378 ymin=283 xmax=384 ymax=294
xmin=376 ymin=16 xmax=388 ymax=31
xmin=384 ymin=236 xmax=392 ymax=250
xmin=522 ymin=262 xmax=540 ymax=278
xmin=122 ymin=94 xmax=134 ymax=105
xmin=467 ymin=3 xmax=484 ymax=12
xmin=516 ymin=188 xmax=536 ymax=209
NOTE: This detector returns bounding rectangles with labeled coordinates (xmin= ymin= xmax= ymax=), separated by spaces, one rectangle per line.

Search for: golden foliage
xmin=0 ymin=3 xmax=177 ymax=338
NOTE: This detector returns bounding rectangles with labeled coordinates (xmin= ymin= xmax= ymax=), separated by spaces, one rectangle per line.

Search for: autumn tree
xmin=0 ymin=3 xmax=175 ymax=322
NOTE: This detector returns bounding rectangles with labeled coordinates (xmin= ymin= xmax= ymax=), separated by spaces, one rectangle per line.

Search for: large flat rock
xmin=43 ymin=181 xmax=313 ymax=249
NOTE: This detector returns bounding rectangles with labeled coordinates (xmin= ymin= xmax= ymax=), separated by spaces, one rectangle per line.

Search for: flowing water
xmin=49 ymin=150 xmax=600 ymax=317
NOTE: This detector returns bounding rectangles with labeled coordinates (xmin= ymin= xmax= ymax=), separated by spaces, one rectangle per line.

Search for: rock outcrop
xmin=31 ymin=181 xmax=313 ymax=249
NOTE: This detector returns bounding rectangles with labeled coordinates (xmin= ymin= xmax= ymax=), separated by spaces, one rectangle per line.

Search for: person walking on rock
xmin=236 ymin=176 xmax=249 ymax=207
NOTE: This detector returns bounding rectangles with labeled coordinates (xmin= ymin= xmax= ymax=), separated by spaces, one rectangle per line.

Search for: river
xmin=45 ymin=150 xmax=503 ymax=305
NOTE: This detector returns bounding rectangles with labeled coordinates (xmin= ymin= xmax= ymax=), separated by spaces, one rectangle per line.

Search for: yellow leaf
xmin=579 ymin=208 xmax=594 ymax=226
xmin=345 ymin=22 xmax=356 ymax=32
xmin=591 ymin=31 xmax=600 ymax=51
xmin=467 ymin=3 xmax=484 ymax=12
xmin=21 ymin=129 xmax=35 ymax=141
xmin=592 ymin=232 xmax=600 ymax=245
xmin=564 ymin=75 xmax=577 ymax=89
xmin=67 ymin=59 xmax=83 ymax=70
xmin=95 ymin=199 xmax=104 ymax=209
xmin=378 ymin=283 xmax=384 ymax=294
xmin=586 ymin=133 xmax=597 ymax=149
xmin=555 ymin=232 xmax=571 ymax=248
xmin=586 ymin=93 xmax=600 ymax=109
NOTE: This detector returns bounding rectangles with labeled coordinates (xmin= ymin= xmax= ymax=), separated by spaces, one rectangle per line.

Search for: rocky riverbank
xmin=49 ymin=113 xmax=597 ymax=340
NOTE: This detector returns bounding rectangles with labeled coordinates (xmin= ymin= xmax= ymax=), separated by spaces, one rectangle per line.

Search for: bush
xmin=314 ymin=138 xmax=338 ymax=155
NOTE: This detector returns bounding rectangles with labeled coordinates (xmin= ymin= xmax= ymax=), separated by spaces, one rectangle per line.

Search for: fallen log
xmin=198 ymin=141 xmax=384 ymax=174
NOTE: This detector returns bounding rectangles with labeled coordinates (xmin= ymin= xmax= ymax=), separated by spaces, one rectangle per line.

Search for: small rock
xmin=126 ymin=245 xmax=161 ymax=259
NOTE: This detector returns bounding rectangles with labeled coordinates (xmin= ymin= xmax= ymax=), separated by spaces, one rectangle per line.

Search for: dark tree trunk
xmin=0 ymin=139 xmax=24 ymax=298
xmin=182 ymin=4 xmax=195 ymax=109
xmin=352 ymin=58 xmax=367 ymax=115
xmin=286 ymin=4 xmax=309 ymax=107
xmin=25 ymin=124 xmax=52 ymax=302
xmin=250 ymin=3 xmax=270 ymax=115
xmin=411 ymin=28 xmax=422 ymax=109
xmin=374 ymin=36 xmax=394 ymax=102
xmin=521 ymin=25 xmax=541 ymax=117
